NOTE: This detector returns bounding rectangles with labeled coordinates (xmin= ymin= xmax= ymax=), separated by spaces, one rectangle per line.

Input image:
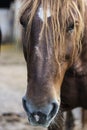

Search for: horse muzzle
xmin=22 ymin=96 xmax=59 ymax=127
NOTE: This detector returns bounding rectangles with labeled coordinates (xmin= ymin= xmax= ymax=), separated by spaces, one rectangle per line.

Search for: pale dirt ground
xmin=0 ymin=44 xmax=46 ymax=130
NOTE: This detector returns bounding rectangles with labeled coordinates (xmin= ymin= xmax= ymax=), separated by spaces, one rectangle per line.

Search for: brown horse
xmin=20 ymin=0 xmax=87 ymax=129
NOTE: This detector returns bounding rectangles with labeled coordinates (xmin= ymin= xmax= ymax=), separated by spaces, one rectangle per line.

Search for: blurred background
xmin=0 ymin=0 xmax=46 ymax=130
xmin=0 ymin=0 xmax=22 ymax=43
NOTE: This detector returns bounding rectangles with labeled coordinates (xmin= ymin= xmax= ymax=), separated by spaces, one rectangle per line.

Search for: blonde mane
xmin=20 ymin=0 xmax=85 ymax=65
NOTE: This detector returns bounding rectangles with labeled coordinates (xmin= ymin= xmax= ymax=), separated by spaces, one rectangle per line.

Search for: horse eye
xmin=20 ymin=17 xmax=27 ymax=28
xmin=66 ymin=23 xmax=74 ymax=33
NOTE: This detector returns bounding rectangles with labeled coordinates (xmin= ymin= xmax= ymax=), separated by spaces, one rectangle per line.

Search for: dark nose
xmin=22 ymin=96 xmax=59 ymax=127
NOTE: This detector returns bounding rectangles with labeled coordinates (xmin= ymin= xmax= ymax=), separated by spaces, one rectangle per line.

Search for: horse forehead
xmin=38 ymin=6 xmax=51 ymax=21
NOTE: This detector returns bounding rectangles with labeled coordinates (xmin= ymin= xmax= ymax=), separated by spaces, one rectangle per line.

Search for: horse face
xmin=20 ymin=5 xmax=78 ymax=127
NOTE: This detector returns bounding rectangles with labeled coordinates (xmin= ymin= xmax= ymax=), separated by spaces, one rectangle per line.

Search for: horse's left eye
xmin=66 ymin=23 xmax=74 ymax=33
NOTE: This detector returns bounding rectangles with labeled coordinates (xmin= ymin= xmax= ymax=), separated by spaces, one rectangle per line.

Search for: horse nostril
xmin=50 ymin=102 xmax=59 ymax=119
xmin=22 ymin=96 xmax=29 ymax=113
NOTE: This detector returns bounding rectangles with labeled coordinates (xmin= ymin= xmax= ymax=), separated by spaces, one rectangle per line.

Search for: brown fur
xmin=20 ymin=0 xmax=87 ymax=129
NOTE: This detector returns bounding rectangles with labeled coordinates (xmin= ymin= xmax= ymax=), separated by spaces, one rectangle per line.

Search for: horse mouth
xmin=28 ymin=116 xmax=52 ymax=127
xmin=27 ymin=111 xmax=57 ymax=127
